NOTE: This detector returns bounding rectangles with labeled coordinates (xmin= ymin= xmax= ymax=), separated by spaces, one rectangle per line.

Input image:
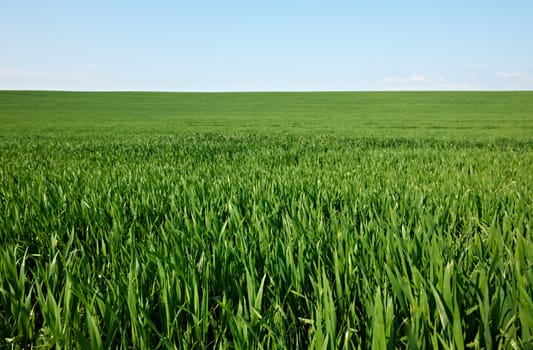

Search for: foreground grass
xmin=1 ymin=92 xmax=533 ymax=348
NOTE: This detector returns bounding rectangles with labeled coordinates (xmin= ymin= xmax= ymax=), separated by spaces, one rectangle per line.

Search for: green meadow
xmin=1 ymin=91 xmax=532 ymax=348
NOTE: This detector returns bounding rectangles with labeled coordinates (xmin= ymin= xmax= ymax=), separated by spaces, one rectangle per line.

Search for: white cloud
xmin=382 ymin=74 xmax=446 ymax=85
xmin=443 ymin=82 xmax=477 ymax=90
xmin=0 ymin=69 xmax=51 ymax=79
xmin=467 ymin=63 xmax=488 ymax=69
xmin=379 ymin=73 xmax=485 ymax=90
xmin=495 ymin=71 xmax=532 ymax=80
xmin=0 ymin=69 xmax=89 ymax=90
xmin=78 ymin=63 xmax=97 ymax=70
xmin=409 ymin=75 xmax=425 ymax=82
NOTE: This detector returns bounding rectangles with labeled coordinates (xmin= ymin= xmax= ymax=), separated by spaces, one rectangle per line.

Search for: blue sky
xmin=1 ymin=1 xmax=532 ymax=91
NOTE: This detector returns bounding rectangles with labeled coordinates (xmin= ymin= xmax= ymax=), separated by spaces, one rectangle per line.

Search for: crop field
xmin=1 ymin=91 xmax=533 ymax=349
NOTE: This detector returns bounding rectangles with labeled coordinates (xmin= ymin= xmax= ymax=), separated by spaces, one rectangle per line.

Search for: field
xmin=1 ymin=91 xmax=532 ymax=349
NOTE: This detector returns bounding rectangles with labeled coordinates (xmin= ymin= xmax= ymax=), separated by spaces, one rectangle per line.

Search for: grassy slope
xmin=1 ymin=91 xmax=532 ymax=349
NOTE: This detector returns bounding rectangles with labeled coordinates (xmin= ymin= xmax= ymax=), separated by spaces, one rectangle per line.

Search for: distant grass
xmin=1 ymin=91 xmax=533 ymax=139
xmin=0 ymin=91 xmax=532 ymax=349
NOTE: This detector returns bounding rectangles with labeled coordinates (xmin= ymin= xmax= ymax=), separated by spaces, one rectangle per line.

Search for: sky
xmin=1 ymin=1 xmax=532 ymax=91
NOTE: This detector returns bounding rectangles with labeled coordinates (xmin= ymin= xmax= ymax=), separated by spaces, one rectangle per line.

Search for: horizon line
xmin=2 ymin=89 xmax=533 ymax=93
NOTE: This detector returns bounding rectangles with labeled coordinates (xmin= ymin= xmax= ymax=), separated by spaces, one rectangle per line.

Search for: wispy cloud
xmin=380 ymin=73 xmax=482 ymax=90
xmin=442 ymin=82 xmax=477 ymax=90
xmin=382 ymin=74 xmax=446 ymax=85
xmin=0 ymin=69 xmax=86 ymax=81
xmin=467 ymin=63 xmax=488 ymax=69
xmin=495 ymin=71 xmax=532 ymax=81
xmin=0 ymin=69 xmax=51 ymax=79
xmin=77 ymin=64 xmax=97 ymax=70
xmin=0 ymin=69 xmax=89 ymax=90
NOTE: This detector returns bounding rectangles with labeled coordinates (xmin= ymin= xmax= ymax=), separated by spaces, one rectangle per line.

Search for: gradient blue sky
xmin=1 ymin=1 xmax=532 ymax=91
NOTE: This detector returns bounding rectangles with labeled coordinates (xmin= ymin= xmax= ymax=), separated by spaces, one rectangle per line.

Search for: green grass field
xmin=1 ymin=91 xmax=532 ymax=349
